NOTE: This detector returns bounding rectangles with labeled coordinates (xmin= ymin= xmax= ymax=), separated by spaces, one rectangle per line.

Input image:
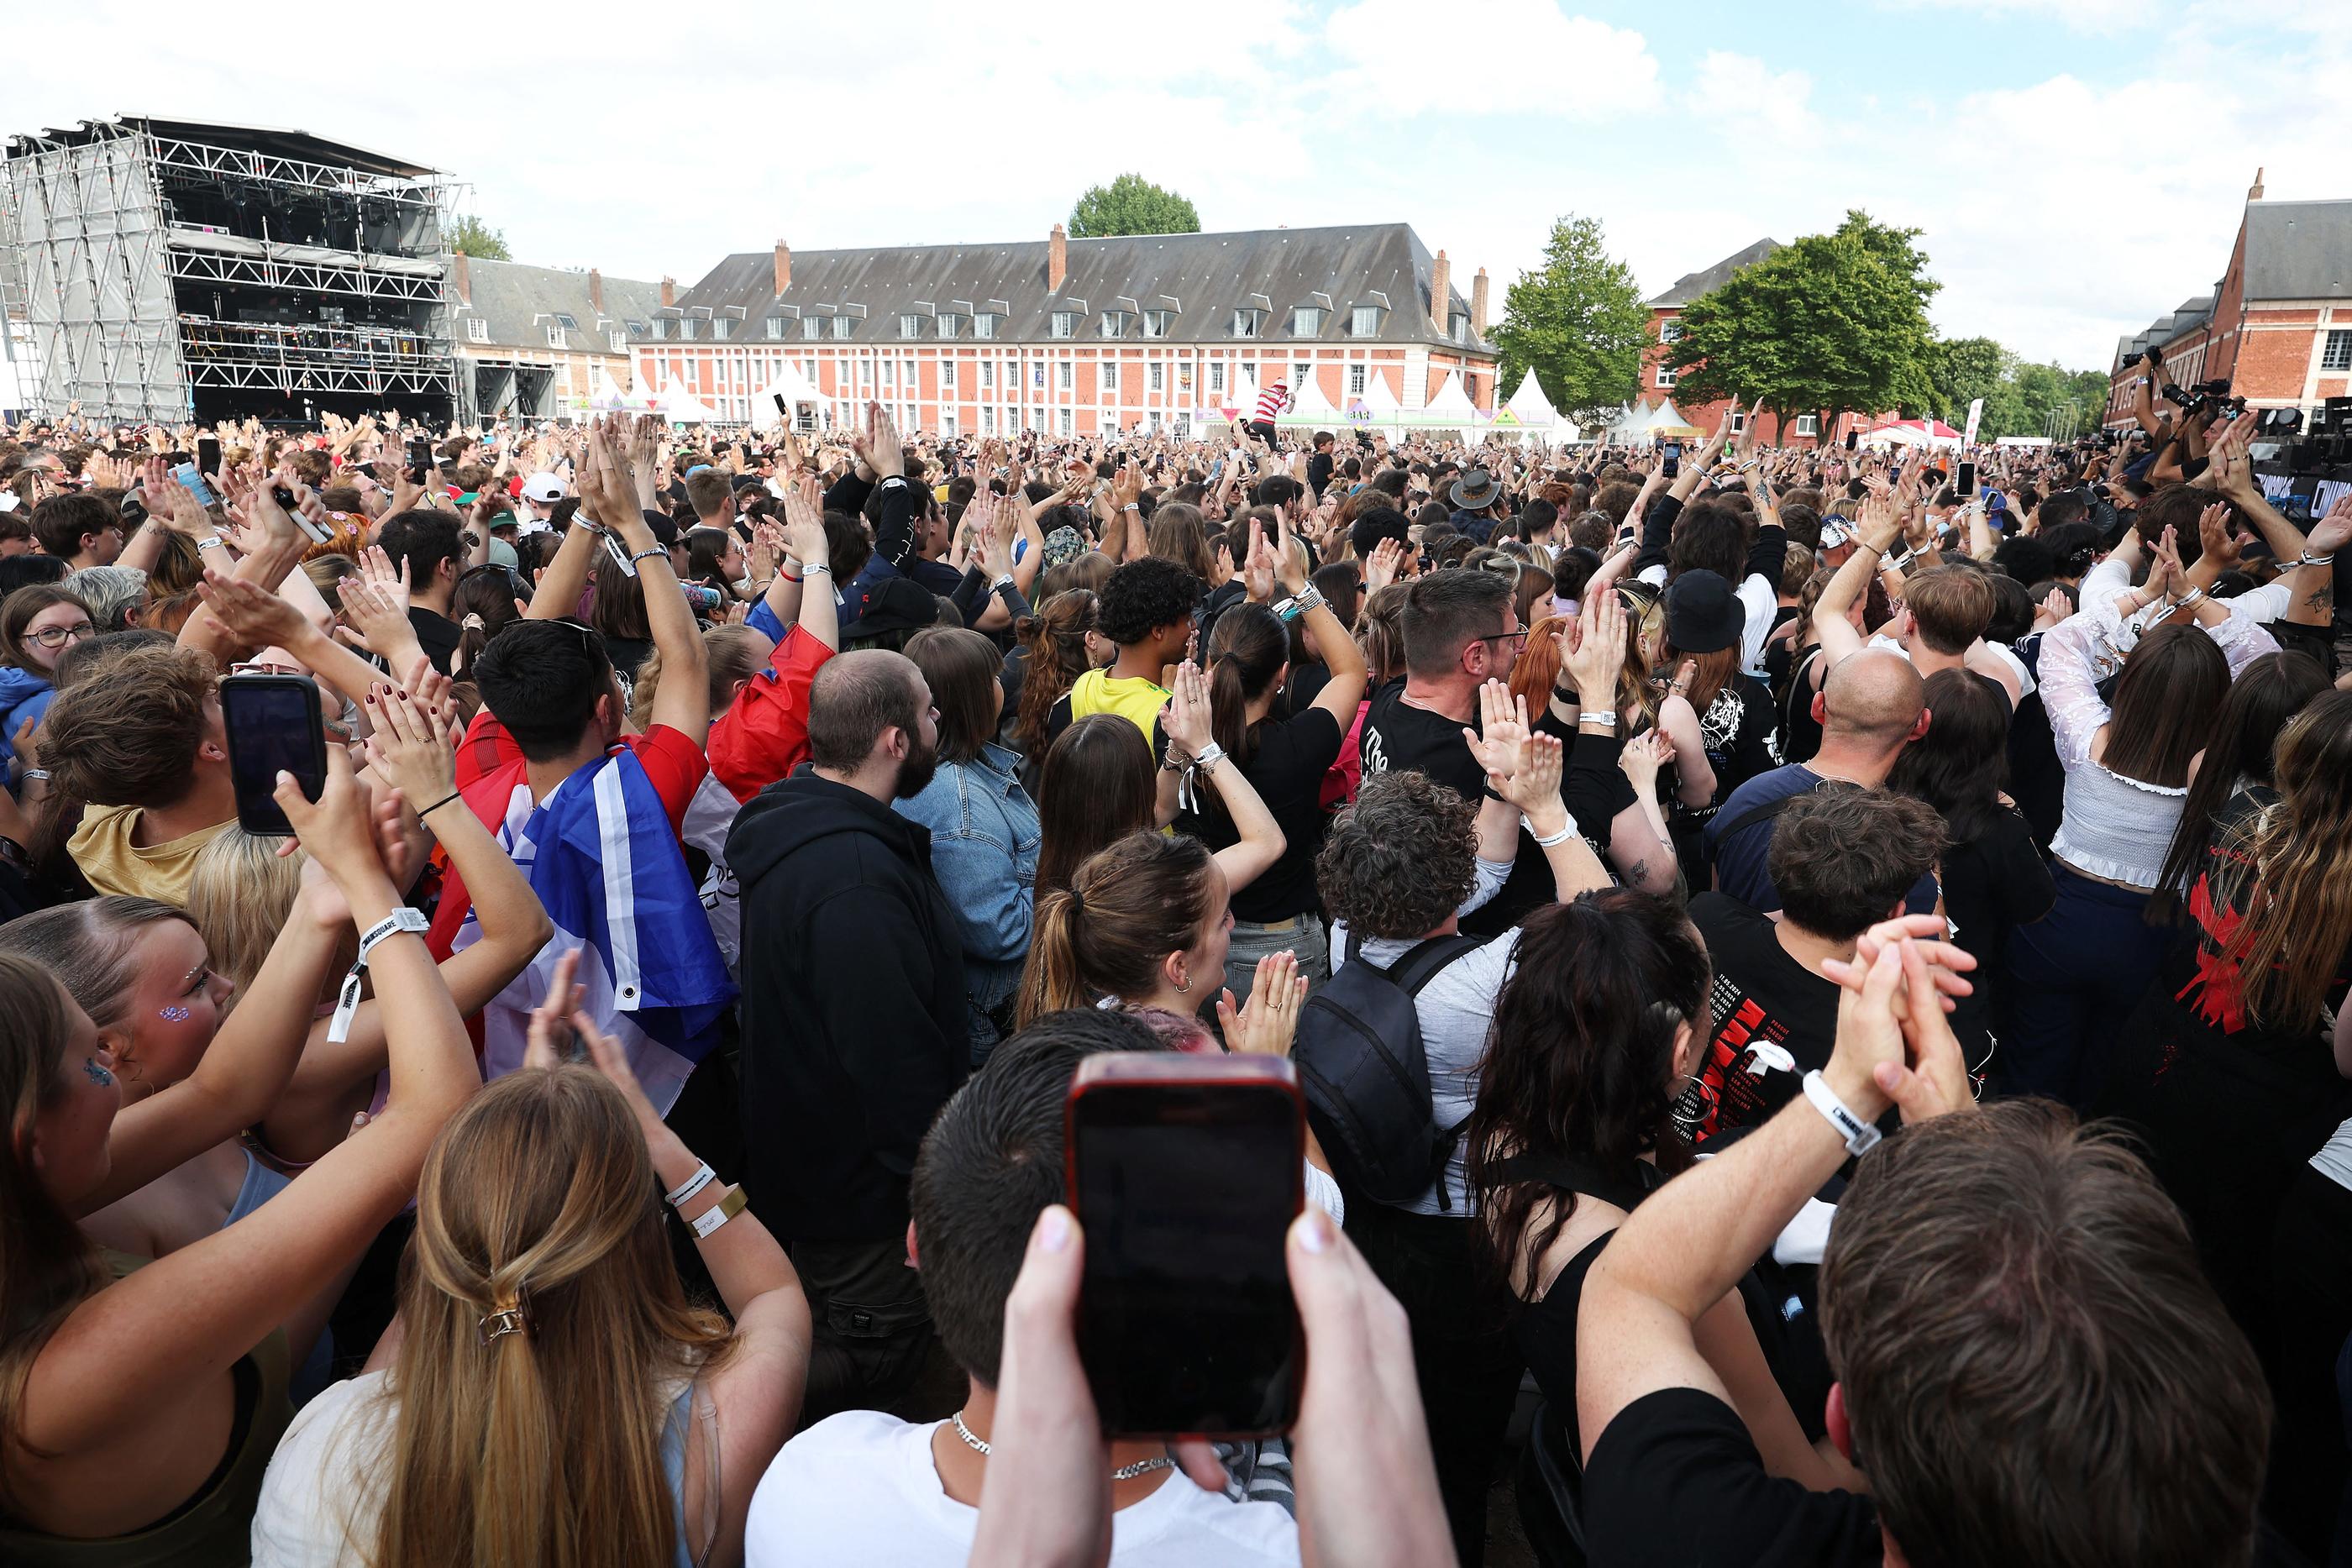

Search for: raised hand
xmin=1243 ymin=520 xmax=1278 ymax=603
xmin=2308 ymin=494 xmax=2352 ymax=559
xmin=1215 ymin=951 xmax=1307 ymax=1057
xmin=362 ymin=681 xmax=459 ymax=810
xmin=1562 ymin=587 xmax=1626 ymax=706
xmin=1618 ymin=727 xmax=1672 ymax=797
xmin=1160 ymin=659 xmax=1214 ymax=760
xmin=1462 ymin=679 xmax=1530 ymax=785
xmin=196 ymin=569 xmax=308 ymax=652
xmin=1361 ymin=535 xmax=1404 ymax=593
xmin=2197 ymin=502 xmax=2241 ymax=571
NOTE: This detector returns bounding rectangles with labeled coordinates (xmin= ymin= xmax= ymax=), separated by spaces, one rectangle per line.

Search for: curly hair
xmin=1095 ymin=556 xmax=1200 ymax=648
xmin=1316 ymin=770 xmax=1478 ymax=937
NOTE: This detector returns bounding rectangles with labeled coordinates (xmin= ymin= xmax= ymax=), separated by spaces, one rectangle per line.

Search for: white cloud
xmin=1321 ymin=0 xmax=1659 ymax=117
xmin=1684 ymin=51 xmax=1818 ymax=142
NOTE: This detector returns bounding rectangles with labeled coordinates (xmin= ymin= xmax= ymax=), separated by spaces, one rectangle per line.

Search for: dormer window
xmin=1350 ymin=306 xmax=1380 ymax=337
xmin=1449 ymin=313 xmax=1469 ymax=344
xmin=712 ymin=318 xmax=731 ymax=340
xmin=1051 ymin=311 xmax=1079 ymax=338
xmin=831 ymin=316 xmax=853 ymax=339
xmin=1292 ymin=307 xmax=1324 ymax=336
xmin=1142 ymin=309 xmax=1173 ymax=339
xmin=937 ymin=313 xmax=960 ymax=339
xmin=801 ymin=317 xmax=822 ymax=340
xmin=1231 ymin=308 xmax=1265 ymax=339
xmin=651 ymin=318 xmax=669 ymax=340
xmin=678 ymin=319 xmax=696 ymax=341
xmin=900 ymin=313 xmax=923 ymax=338
xmin=1100 ymin=311 xmax=1130 ymax=338
xmin=766 ymin=317 xmax=785 ymax=339
xmin=974 ymin=313 xmax=1000 ymax=340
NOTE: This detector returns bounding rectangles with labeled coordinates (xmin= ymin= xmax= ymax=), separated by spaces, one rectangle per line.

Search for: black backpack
xmin=1293 ymin=931 xmax=1488 ymax=1210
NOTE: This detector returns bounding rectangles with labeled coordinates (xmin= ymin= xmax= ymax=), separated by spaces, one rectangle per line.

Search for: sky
xmin=11 ymin=0 xmax=2351 ymax=373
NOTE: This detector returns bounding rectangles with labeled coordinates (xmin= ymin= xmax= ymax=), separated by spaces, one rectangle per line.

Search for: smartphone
xmin=1662 ymin=455 xmax=1679 ymax=480
xmin=1066 ymin=1052 xmax=1304 ymax=1439
xmin=220 ymin=674 xmax=327 ymax=837
xmin=407 ymin=437 xmax=433 ymax=485
xmin=1844 ymin=430 xmax=1859 ymax=452
xmin=196 ymin=436 xmax=222 ymax=479
xmin=1956 ymin=461 xmax=1977 ymax=498
xmin=171 ymin=461 xmax=218 ymax=507
xmin=772 ymin=393 xmax=790 ymax=418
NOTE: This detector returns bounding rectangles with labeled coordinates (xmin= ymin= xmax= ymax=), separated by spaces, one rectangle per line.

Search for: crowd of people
xmin=0 ymin=362 xmax=2344 ymax=1565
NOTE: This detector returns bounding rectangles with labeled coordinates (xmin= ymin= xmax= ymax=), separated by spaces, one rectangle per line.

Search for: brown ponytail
xmin=1203 ymin=602 xmax=1287 ymax=780
xmin=1015 ymin=832 xmax=1217 ymax=1025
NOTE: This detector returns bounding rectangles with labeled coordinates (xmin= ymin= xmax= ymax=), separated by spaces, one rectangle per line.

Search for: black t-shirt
xmin=1178 ymin=706 xmax=1342 ymax=922
xmin=1581 ymin=1387 xmax=1880 ymax=1568
xmin=409 ymin=606 xmax=462 ymax=677
xmin=602 ymin=632 xmax=654 ymax=681
xmin=906 ymin=556 xmax=963 ymax=596
xmin=1358 ymin=679 xmax=1483 ymax=800
xmin=1937 ymin=803 xmax=2055 ymax=1014
xmin=1688 ymin=893 xmax=1845 ymax=1143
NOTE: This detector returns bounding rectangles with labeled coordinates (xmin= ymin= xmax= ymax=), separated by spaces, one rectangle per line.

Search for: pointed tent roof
xmin=753 ymin=361 xmax=825 ymax=407
xmin=1293 ymin=373 xmax=1340 ymax=417
xmin=1424 ymin=370 xmax=1478 ymax=417
xmin=1640 ymin=398 xmax=1702 ymax=437
xmin=1357 ymin=370 xmax=1400 ymax=413
xmin=1505 ymin=370 xmax=1557 ymax=427
xmin=659 ymin=383 xmax=718 ymax=423
xmin=591 ymin=365 xmax=631 ymax=409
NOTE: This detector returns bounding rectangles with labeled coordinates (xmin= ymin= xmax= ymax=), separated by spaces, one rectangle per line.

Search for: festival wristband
xmin=665 ymin=1161 xmax=717 ymax=1209
xmin=689 ymin=1184 xmax=750 ymax=1239
xmin=328 ymin=908 xmax=430 ymax=1044
xmin=1801 ymin=1069 xmax=1882 ymax=1158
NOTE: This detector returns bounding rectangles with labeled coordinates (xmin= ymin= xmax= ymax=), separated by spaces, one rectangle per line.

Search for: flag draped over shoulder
xmin=434 ymin=746 xmax=734 ymax=1115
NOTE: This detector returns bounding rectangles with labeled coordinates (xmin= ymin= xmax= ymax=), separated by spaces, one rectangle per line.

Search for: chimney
xmin=1049 ymin=223 xmax=1068 ymax=291
xmin=660 ymin=275 xmax=676 ymax=309
xmin=773 ymin=239 xmax=791 ymax=296
xmin=450 ymin=250 xmax=471 ymax=308
xmin=1470 ymin=267 xmax=1490 ymax=337
xmin=1428 ymin=249 xmax=1451 ymax=332
xmin=588 ymin=267 xmax=603 ymax=314
xmin=2249 ymin=166 xmax=2265 ymax=202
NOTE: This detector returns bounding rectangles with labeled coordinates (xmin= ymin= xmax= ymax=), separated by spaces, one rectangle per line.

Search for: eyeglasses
xmin=1479 ymin=629 xmax=1529 ymax=652
xmin=27 ymin=620 xmax=94 ymax=649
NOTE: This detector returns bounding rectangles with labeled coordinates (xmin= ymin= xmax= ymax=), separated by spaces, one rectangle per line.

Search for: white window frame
xmin=900 ymin=313 xmax=922 ymax=338
xmin=466 ymin=317 xmax=488 ymax=343
xmin=1148 ymin=363 xmax=1164 ymax=392
xmin=2324 ymin=329 xmax=2352 ymax=373
xmin=1661 ymin=320 xmax=1684 ymax=343
xmin=1231 ymin=308 xmax=1263 ymax=339
xmin=1051 ymin=311 xmax=1078 ymax=338
xmin=1348 ymin=364 xmax=1367 ymax=396
xmin=1656 ymin=366 xmax=1677 ymax=387
xmin=1209 ymin=362 xmax=1226 ymax=394
xmin=1793 ymin=414 xmax=1819 ymax=437
xmin=1351 ymin=306 xmax=1379 ymax=337
xmin=974 ymin=314 xmax=1000 ymax=340
xmin=1059 ymin=407 xmax=1073 ymax=436
xmin=1058 ymin=360 xmax=1073 ymax=390
xmin=831 ymin=317 xmax=853 ymax=340
xmin=801 ymin=317 xmax=822 ymax=341
xmin=608 ymin=329 xmax=627 ymax=354
xmin=942 ymin=360 xmax=957 ymax=388
xmin=1142 ymin=309 xmax=1172 ymax=339
xmin=937 ymin=314 xmax=960 ymax=339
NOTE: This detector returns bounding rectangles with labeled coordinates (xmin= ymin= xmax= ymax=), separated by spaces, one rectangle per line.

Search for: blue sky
xmin=12 ymin=0 xmax=2342 ymax=371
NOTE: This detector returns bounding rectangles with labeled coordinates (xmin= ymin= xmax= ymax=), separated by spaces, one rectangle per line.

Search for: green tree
xmin=1488 ymin=214 xmax=1650 ymax=428
xmin=1066 ymin=175 xmax=1200 ymax=239
xmin=447 ymin=213 xmax=511 ymax=261
xmin=1665 ymin=210 xmax=1940 ymax=443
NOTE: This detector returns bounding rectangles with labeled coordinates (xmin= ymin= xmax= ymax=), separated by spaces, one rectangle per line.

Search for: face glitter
xmin=158 ymin=1005 xmax=191 ymax=1023
xmin=83 ymin=1057 xmax=113 ymax=1087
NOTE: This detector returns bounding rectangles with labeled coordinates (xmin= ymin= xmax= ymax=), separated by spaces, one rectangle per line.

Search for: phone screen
xmin=172 ymin=462 xmax=218 ymax=508
xmin=407 ymin=438 xmax=433 ymax=482
xmin=1068 ymin=1063 xmax=1302 ymax=1437
xmin=1956 ymin=461 xmax=1977 ymax=497
xmin=196 ymin=437 xmax=221 ymax=478
xmin=1844 ymin=430 xmax=1859 ymax=452
xmin=220 ymin=676 xmax=326 ymax=837
xmin=1662 ymin=456 xmax=1679 ymax=480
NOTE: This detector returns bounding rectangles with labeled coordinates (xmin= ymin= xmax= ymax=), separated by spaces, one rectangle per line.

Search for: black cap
xmin=640 ymin=509 xmax=680 ymax=548
xmin=1665 ymin=569 xmax=1742 ymax=655
xmin=838 ymin=575 xmax=939 ymax=645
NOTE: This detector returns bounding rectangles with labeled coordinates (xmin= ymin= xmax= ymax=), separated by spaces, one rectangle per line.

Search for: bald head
xmin=807 ymin=648 xmax=922 ymax=771
xmin=1823 ymin=648 xmax=1928 ymax=753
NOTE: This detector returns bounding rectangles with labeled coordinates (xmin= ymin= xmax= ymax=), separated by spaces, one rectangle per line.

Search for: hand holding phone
xmin=221 ymin=674 xmax=328 ymax=837
xmin=1066 ymin=1053 xmax=1304 ymax=1439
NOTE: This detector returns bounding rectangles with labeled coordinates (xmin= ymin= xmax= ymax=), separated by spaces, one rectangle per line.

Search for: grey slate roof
xmin=665 ymin=224 xmax=1490 ymax=354
xmin=2244 ymin=200 xmax=2352 ymax=301
xmin=450 ymin=257 xmax=664 ymax=354
xmin=1645 ymin=239 xmax=1782 ymax=309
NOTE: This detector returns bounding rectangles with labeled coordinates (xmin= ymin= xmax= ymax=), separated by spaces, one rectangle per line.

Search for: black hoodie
xmin=727 ymin=765 xmax=969 ymax=1242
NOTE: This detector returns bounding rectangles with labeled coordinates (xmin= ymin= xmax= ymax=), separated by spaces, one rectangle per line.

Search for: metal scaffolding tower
xmin=0 ymin=116 xmax=459 ymax=423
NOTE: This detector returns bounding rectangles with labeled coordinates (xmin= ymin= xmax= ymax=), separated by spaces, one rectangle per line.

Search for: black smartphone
xmin=1844 ymin=430 xmax=1858 ymax=452
xmin=772 ymin=393 xmax=790 ymax=418
xmin=1662 ymin=455 xmax=1679 ymax=480
xmin=1066 ymin=1053 xmax=1304 ymax=1439
xmin=196 ymin=436 xmax=221 ymax=477
xmin=407 ymin=437 xmax=433 ymax=484
xmin=220 ymin=674 xmax=327 ymax=837
xmin=1956 ymin=460 xmax=1977 ymax=498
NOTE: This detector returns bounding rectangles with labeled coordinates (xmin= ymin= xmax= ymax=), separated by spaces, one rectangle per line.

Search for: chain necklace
xmin=950 ymin=1411 xmax=1175 ymax=1481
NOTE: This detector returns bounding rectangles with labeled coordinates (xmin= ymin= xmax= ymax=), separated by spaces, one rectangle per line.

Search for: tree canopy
xmin=1927 ymin=340 xmax=2112 ymax=439
xmin=1067 ymin=176 xmax=1201 ymax=239
xmin=1663 ymin=209 xmax=1939 ymax=439
xmin=1488 ymin=214 xmax=1650 ymax=429
xmin=447 ymin=214 xmax=511 ymax=261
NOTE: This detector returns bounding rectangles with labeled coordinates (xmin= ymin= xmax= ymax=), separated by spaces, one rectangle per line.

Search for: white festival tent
xmin=1273 ymin=371 xmax=1343 ymax=426
xmin=587 ymin=366 xmax=638 ymax=411
xmin=658 ymin=383 xmax=718 ymax=424
xmin=1406 ymin=370 xmax=1481 ymax=430
xmin=750 ymin=363 xmax=828 ymax=429
xmin=1496 ymin=370 xmax=1580 ymax=444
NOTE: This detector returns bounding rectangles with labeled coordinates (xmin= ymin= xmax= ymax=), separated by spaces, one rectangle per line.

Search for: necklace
xmin=950 ymin=1412 xmax=1175 ymax=1481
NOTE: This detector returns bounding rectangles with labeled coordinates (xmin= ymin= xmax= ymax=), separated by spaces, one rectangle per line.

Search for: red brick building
xmin=637 ymin=223 xmax=1498 ymax=436
xmin=2103 ymin=170 xmax=2352 ymax=428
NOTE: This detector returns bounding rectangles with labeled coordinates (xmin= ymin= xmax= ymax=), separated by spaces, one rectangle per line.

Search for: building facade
xmin=445 ymin=253 xmax=662 ymax=422
xmin=639 ymin=223 xmax=1497 ymax=436
xmin=2104 ymin=171 xmax=2352 ymax=429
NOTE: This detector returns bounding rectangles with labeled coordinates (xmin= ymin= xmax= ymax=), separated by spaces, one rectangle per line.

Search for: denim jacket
xmin=894 ymin=742 xmax=1040 ymax=1056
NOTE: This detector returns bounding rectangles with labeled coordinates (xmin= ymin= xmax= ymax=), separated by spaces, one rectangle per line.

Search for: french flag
xmin=440 ymin=748 xmax=735 ymax=1115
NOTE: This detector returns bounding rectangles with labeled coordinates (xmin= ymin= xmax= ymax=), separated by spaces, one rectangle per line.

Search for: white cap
xmin=521 ymin=472 xmax=567 ymax=505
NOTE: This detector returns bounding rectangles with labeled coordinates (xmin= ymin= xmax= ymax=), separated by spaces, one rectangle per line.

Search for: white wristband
xmin=327 ymin=908 xmax=429 ymax=1044
xmin=1528 ymin=815 xmax=1580 ymax=849
xmin=1191 ymin=742 xmax=1226 ymax=771
xmin=1801 ymin=1070 xmax=1882 ymax=1158
xmin=664 ymin=1161 xmax=717 ymax=1209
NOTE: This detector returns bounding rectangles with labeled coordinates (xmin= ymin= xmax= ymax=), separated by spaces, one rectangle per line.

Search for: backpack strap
xmin=1488 ymin=1151 xmax=1663 ymax=1216
xmin=1383 ymin=932 xmax=1490 ymax=996
xmin=1713 ymin=777 xmax=1861 ymax=847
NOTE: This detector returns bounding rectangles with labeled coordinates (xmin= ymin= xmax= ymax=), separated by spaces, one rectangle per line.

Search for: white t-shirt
xmin=250 ymin=1371 xmax=392 ymax=1565
xmin=743 ymin=1410 xmax=1299 ymax=1568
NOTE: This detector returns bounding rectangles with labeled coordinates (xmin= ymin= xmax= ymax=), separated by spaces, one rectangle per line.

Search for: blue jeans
xmin=1999 ymin=863 xmax=2166 ymax=1109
